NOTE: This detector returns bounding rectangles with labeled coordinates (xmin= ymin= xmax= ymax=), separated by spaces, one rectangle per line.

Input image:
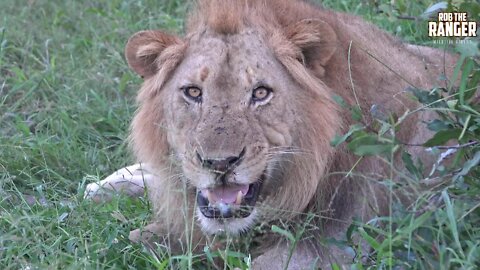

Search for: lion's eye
xmin=252 ymin=87 xmax=272 ymax=103
xmin=183 ymin=86 xmax=202 ymax=102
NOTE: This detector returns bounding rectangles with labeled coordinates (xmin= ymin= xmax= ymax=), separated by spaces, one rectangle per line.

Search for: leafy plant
xmin=332 ymin=2 xmax=480 ymax=266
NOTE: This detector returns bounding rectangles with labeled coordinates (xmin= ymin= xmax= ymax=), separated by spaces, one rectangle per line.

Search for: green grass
xmin=1 ymin=0 xmax=479 ymax=269
xmin=0 ymin=1 xmax=186 ymax=268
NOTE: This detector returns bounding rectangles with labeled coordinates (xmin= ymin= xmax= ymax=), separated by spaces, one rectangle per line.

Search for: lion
xmin=85 ymin=0 xmax=458 ymax=268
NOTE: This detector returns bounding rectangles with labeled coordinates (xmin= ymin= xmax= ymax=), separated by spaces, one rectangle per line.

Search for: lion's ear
xmin=285 ymin=19 xmax=337 ymax=71
xmin=125 ymin=30 xmax=183 ymax=78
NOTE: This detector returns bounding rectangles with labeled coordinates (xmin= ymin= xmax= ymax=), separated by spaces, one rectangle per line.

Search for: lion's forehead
xmin=183 ymin=31 xmax=278 ymax=83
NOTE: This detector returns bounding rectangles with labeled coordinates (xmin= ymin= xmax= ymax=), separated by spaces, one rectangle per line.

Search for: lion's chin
xmin=196 ymin=207 xmax=258 ymax=236
xmin=194 ymin=174 xmax=264 ymax=235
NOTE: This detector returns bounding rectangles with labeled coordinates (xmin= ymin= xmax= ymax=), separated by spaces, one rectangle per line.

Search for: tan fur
xmin=124 ymin=0 xmax=457 ymax=267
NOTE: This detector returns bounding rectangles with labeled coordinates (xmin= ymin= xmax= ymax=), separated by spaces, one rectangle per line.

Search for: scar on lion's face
xmin=199 ymin=66 xmax=209 ymax=82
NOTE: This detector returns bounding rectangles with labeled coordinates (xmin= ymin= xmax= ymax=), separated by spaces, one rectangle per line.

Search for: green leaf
xmin=427 ymin=119 xmax=451 ymax=132
xmin=348 ymin=135 xmax=394 ymax=156
xmin=455 ymin=38 xmax=480 ymax=58
xmin=346 ymin=223 xmax=358 ymax=242
xmin=15 ymin=118 xmax=31 ymax=136
xmin=449 ymin=54 xmax=466 ymax=91
xmin=402 ymin=151 xmax=421 ymax=179
xmin=358 ymin=227 xmax=380 ymax=250
xmin=454 ymin=151 xmax=480 ymax=181
xmin=459 ymin=58 xmax=475 ymax=105
xmin=353 ymin=144 xmax=394 ymax=156
xmin=447 ymin=99 xmax=458 ymax=110
xmin=465 ymin=68 xmax=480 ymax=102
xmin=396 ymin=212 xmax=432 ymax=236
xmin=378 ymin=122 xmax=391 ymax=136
xmin=331 ymin=263 xmax=341 ymax=270
xmin=157 ymin=258 xmax=170 ymax=270
xmin=459 ymin=3 xmax=480 ymax=21
xmin=351 ymin=105 xmax=363 ymax=121
xmin=332 ymin=94 xmax=348 ymax=108
xmin=423 ymin=129 xmax=462 ymax=147
xmin=271 ymin=225 xmax=295 ymax=243
xmin=442 ymin=190 xmax=464 ymax=257
xmin=203 ymin=246 xmax=215 ymax=265
xmin=330 ymin=124 xmax=364 ymax=147
xmin=409 ymin=87 xmax=446 ymax=107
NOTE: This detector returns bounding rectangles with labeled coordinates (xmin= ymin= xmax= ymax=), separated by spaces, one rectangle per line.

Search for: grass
xmin=1 ymin=0 xmax=479 ymax=269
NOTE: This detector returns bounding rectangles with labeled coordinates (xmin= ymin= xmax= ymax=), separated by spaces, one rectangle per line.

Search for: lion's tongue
xmin=203 ymin=185 xmax=249 ymax=204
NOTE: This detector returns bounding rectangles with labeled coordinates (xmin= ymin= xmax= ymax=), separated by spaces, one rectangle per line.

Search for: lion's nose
xmin=197 ymin=148 xmax=246 ymax=173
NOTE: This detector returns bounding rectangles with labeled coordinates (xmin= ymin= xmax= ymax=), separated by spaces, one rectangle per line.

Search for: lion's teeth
xmin=235 ymin=190 xmax=243 ymax=205
xmin=205 ymin=190 xmax=214 ymax=203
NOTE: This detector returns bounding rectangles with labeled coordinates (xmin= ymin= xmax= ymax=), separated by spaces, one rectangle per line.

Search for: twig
xmin=400 ymin=140 xmax=479 ymax=149
xmin=396 ymin=15 xmax=418 ymax=21
xmin=421 ymin=169 xmax=461 ymax=187
xmin=413 ymin=194 xmax=443 ymax=217
xmin=435 ymin=140 xmax=479 ymax=150
xmin=347 ymin=41 xmax=363 ymax=122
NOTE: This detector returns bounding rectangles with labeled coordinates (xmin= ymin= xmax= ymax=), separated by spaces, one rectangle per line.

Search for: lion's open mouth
xmin=197 ymin=180 xmax=263 ymax=219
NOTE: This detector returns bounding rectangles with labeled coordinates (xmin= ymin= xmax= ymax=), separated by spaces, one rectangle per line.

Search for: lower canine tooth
xmin=205 ymin=190 xmax=214 ymax=203
xmin=235 ymin=190 xmax=243 ymax=205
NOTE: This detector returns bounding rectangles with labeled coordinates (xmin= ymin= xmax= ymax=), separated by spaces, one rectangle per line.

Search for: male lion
xmin=85 ymin=0 xmax=457 ymax=268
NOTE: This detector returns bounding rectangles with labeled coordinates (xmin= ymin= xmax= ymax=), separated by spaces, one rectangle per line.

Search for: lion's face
xmin=161 ymin=30 xmax=300 ymax=234
xmin=125 ymin=18 xmax=339 ymax=235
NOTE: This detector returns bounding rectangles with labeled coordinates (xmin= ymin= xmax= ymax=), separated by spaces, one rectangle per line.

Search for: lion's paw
xmin=84 ymin=163 xmax=152 ymax=202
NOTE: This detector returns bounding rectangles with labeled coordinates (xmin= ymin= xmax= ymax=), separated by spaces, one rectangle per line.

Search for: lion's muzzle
xmin=194 ymin=147 xmax=264 ymax=219
xmin=196 ymin=147 xmax=246 ymax=174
